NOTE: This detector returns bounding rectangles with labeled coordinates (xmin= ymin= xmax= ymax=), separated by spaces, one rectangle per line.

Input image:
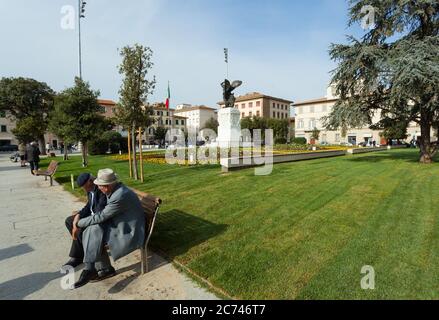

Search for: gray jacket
xmin=78 ymin=183 xmax=146 ymax=261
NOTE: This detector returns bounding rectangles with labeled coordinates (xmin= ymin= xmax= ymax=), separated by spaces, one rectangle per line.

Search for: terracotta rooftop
xmin=217 ymin=92 xmax=294 ymax=105
xmin=98 ymin=99 xmax=117 ymax=106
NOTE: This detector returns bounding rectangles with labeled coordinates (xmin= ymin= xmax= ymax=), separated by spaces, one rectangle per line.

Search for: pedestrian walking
xmin=18 ymin=143 xmax=27 ymax=167
xmin=26 ymin=142 xmax=41 ymax=175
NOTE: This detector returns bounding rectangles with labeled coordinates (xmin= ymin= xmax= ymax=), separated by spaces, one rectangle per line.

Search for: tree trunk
xmin=139 ymin=127 xmax=144 ymax=183
xmin=63 ymin=141 xmax=69 ymax=161
xmin=131 ymin=124 xmax=138 ymax=180
xmin=82 ymin=141 xmax=88 ymax=167
xmin=419 ymin=109 xmax=437 ymax=164
xmin=38 ymin=136 xmax=46 ymax=156
xmin=127 ymin=129 xmax=133 ymax=178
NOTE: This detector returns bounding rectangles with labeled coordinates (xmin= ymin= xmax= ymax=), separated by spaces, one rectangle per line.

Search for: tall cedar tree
xmin=322 ymin=0 xmax=439 ymax=163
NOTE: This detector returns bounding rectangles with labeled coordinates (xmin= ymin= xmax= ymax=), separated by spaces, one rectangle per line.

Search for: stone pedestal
xmin=217 ymin=108 xmax=241 ymax=149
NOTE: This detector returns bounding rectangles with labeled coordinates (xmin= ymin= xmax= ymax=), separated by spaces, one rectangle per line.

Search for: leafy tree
xmin=50 ymin=77 xmax=108 ymax=166
xmin=371 ymin=117 xmax=409 ymax=144
xmin=322 ymin=0 xmax=439 ymax=163
xmin=154 ymin=126 xmax=167 ymax=144
xmin=12 ymin=117 xmax=43 ymax=144
xmin=0 ymin=77 xmax=54 ymax=153
xmin=241 ymin=117 xmax=289 ymax=141
xmin=311 ymin=127 xmax=321 ymax=142
xmin=202 ymin=117 xmax=219 ymax=134
xmin=115 ymin=44 xmax=156 ymax=180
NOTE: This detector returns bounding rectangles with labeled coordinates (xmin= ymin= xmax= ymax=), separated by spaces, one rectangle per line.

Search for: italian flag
xmin=165 ymin=82 xmax=170 ymax=109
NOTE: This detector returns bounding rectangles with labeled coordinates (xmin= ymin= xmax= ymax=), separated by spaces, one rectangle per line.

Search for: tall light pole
xmin=78 ymin=0 xmax=86 ymax=79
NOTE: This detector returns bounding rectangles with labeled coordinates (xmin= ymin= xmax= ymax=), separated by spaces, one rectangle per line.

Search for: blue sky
xmin=0 ymin=0 xmax=365 ymax=108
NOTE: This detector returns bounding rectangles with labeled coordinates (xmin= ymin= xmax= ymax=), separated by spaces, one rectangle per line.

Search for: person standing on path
xmin=18 ymin=143 xmax=27 ymax=167
xmin=26 ymin=142 xmax=41 ymax=175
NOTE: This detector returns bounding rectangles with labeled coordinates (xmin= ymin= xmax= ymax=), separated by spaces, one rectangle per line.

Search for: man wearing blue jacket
xmin=63 ymin=173 xmax=107 ymax=269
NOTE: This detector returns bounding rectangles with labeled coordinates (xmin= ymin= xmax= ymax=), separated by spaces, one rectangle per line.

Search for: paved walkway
xmin=0 ymin=153 xmax=218 ymax=300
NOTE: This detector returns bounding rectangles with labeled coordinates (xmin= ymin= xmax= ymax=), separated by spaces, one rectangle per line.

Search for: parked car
xmin=0 ymin=144 xmax=18 ymax=152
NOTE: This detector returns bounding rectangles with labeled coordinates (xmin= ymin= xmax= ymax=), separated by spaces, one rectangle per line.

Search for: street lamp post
xmin=78 ymin=0 xmax=86 ymax=79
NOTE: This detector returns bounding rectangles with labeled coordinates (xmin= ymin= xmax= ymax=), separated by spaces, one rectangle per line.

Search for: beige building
xmin=174 ymin=105 xmax=217 ymax=132
xmin=218 ymin=92 xmax=293 ymax=120
xmin=0 ymin=111 xmax=18 ymax=146
xmin=293 ymin=86 xmax=426 ymax=145
xmin=144 ymin=103 xmax=187 ymax=143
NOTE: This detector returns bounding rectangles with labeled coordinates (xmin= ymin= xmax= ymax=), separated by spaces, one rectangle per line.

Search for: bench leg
xmin=45 ymin=176 xmax=47 ymax=181
xmin=140 ymin=246 xmax=148 ymax=275
xmin=50 ymin=176 xmax=53 ymax=186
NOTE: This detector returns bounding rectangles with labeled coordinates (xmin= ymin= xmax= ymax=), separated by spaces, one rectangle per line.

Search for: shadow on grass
xmin=150 ymin=209 xmax=228 ymax=260
xmin=345 ymin=150 xmax=427 ymax=164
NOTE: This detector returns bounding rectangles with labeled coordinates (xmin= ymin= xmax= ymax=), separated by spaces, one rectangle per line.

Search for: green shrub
xmin=89 ymin=131 xmax=127 ymax=155
xmin=88 ymin=139 xmax=108 ymax=155
xmin=275 ymin=137 xmax=288 ymax=144
xmin=292 ymin=137 xmax=307 ymax=145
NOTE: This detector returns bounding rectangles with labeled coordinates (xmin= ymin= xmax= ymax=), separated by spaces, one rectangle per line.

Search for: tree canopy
xmin=115 ymin=44 xmax=156 ymax=180
xmin=322 ymin=0 xmax=439 ymax=163
xmin=50 ymin=77 xmax=108 ymax=166
xmin=0 ymin=77 xmax=54 ymax=150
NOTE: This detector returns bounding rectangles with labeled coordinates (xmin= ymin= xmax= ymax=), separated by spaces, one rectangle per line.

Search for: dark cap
xmin=77 ymin=173 xmax=91 ymax=188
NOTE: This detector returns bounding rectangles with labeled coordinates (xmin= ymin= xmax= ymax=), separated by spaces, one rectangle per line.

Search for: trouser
xmin=29 ymin=161 xmax=39 ymax=173
xmin=65 ymin=216 xmax=85 ymax=259
xmin=82 ymin=224 xmax=112 ymax=271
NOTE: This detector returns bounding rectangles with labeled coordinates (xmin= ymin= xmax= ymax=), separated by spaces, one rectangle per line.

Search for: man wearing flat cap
xmin=73 ymin=169 xmax=146 ymax=289
xmin=63 ymin=173 xmax=107 ymax=269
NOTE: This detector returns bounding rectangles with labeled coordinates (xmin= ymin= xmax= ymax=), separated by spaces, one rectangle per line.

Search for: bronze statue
xmin=221 ymin=79 xmax=242 ymax=108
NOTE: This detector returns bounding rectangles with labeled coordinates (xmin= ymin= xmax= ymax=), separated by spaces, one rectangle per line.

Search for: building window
xmin=256 ymin=101 xmax=261 ymax=107
xmin=249 ymin=102 xmax=253 ymax=108
xmin=181 ymin=120 xmax=185 ymax=125
xmin=176 ymin=120 xmax=179 ymax=125
xmin=249 ymin=112 xmax=253 ymax=117
xmin=277 ymin=103 xmax=280 ymax=109
xmin=256 ymin=111 xmax=260 ymax=117
xmin=242 ymin=113 xmax=245 ymax=118
xmin=0 ymin=111 xmax=5 ymax=118
xmin=1 ymin=125 xmax=6 ymax=133
xmin=241 ymin=103 xmax=246 ymax=108
xmin=273 ymin=111 xmax=276 ymax=118
xmin=277 ymin=112 xmax=280 ymax=118
xmin=235 ymin=104 xmax=238 ymax=108
xmin=273 ymin=103 xmax=275 ymax=108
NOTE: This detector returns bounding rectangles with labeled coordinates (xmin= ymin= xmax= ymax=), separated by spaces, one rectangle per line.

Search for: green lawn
xmin=45 ymin=149 xmax=439 ymax=299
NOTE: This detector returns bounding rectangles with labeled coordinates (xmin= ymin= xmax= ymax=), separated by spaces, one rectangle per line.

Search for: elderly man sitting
xmin=72 ymin=169 xmax=146 ymax=289
xmin=64 ymin=173 xmax=107 ymax=269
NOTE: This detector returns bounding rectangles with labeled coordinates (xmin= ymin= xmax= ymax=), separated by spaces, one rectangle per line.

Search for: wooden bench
xmin=134 ymin=191 xmax=162 ymax=274
xmin=35 ymin=160 xmax=59 ymax=186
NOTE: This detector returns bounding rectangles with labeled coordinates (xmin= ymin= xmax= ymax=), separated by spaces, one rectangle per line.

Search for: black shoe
xmin=90 ymin=267 xmax=117 ymax=283
xmin=73 ymin=269 xmax=98 ymax=289
xmin=63 ymin=258 xmax=83 ymax=269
